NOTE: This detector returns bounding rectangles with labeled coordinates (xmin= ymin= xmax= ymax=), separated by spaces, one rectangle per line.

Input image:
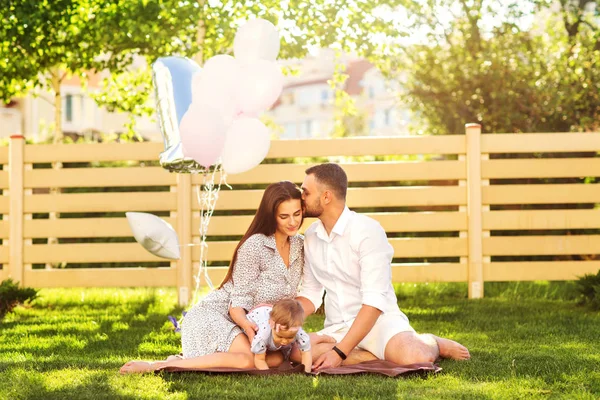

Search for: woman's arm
xmin=229 ymin=305 xmax=257 ymax=342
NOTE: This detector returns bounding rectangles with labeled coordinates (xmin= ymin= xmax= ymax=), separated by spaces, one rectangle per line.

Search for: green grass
xmin=1 ymin=283 xmax=599 ymax=400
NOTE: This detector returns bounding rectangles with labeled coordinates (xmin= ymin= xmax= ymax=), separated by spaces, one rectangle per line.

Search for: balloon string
xmin=191 ymin=162 xmax=229 ymax=305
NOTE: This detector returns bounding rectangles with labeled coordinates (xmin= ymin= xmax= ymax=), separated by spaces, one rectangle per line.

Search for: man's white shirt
xmin=298 ymin=207 xmax=404 ymax=329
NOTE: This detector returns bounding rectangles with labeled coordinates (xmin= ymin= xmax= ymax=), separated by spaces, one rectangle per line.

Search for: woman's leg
xmin=120 ymin=333 xmax=254 ymax=374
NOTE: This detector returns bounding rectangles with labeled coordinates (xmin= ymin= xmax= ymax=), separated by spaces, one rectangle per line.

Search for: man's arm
xmin=312 ymin=304 xmax=381 ymax=371
xmin=296 ymin=241 xmax=324 ymax=319
xmin=314 ymin=220 xmax=394 ymax=371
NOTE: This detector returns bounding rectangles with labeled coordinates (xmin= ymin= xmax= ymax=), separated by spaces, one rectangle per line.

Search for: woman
xmin=120 ymin=181 xmax=306 ymax=373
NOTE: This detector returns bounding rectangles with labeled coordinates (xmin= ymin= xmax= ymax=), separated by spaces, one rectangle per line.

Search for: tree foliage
xmin=0 ymin=0 xmax=201 ymax=139
xmin=382 ymin=0 xmax=600 ymax=134
xmin=0 ymin=0 xmax=407 ymax=138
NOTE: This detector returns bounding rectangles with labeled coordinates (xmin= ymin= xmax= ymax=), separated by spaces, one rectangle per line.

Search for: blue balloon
xmin=152 ymin=56 xmax=206 ymax=173
xmin=154 ymin=56 xmax=201 ymax=124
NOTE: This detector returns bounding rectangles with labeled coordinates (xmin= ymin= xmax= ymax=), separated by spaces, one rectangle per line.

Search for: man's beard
xmin=303 ymin=201 xmax=323 ymax=218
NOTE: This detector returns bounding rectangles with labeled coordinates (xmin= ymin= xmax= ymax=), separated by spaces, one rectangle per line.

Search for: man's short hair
xmin=305 ymin=163 xmax=348 ymax=200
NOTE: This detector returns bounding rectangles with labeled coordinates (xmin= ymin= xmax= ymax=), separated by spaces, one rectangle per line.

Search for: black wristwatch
xmin=332 ymin=345 xmax=347 ymax=360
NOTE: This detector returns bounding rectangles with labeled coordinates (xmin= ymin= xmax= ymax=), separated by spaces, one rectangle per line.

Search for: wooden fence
xmin=1 ymin=124 xmax=600 ymax=304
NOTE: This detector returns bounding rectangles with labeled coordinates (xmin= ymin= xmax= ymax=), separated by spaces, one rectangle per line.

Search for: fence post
xmin=465 ymin=123 xmax=484 ymax=299
xmin=8 ymin=135 xmax=25 ymax=286
xmin=176 ymin=173 xmax=193 ymax=306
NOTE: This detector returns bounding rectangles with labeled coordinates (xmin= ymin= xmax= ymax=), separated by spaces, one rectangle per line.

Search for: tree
xmin=380 ymin=0 xmax=599 ymax=134
xmin=0 ymin=0 xmax=201 ymax=142
xmin=94 ymin=0 xmax=408 ymax=136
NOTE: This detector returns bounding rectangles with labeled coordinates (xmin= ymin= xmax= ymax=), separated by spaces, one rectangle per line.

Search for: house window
xmin=65 ymin=94 xmax=73 ymax=123
xmin=384 ymin=109 xmax=391 ymax=126
xmin=368 ymin=86 xmax=375 ymax=99
xmin=321 ymin=89 xmax=329 ymax=103
xmin=306 ymin=120 xmax=313 ymax=136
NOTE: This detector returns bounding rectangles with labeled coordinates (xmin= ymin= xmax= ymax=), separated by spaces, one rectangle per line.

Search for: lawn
xmin=1 ymin=283 xmax=599 ymax=399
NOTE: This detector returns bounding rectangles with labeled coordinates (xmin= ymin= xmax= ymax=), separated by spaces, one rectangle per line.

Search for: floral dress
xmin=181 ymin=233 xmax=304 ymax=358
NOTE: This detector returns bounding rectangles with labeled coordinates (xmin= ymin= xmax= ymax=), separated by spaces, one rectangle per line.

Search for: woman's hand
xmin=240 ymin=318 xmax=258 ymax=343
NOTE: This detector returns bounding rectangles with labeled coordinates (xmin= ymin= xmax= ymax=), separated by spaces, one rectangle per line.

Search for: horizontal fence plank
xmin=22 ymin=217 xmax=173 ymax=239
xmin=483 ymin=184 xmax=600 ymax=205
xmin=483 ymin=210 xmax=600 ymax=230
xmin=483 ymin=261 xmax=600 ymax=281
xmin=11 ymin=211 xmax=467 ymax=239
xmin=199 ymin=263 xmax=469 ymax=286
xmin=482 ymin=158 xmax=600 ymax=179
xmin=203 ymin=187 xmax=466 ymax=211
xmin=0 ymin=170 xmax=7 ymax=189
xmin=193 ymin=161 xmax=466 ymax=185
xmin=196 ymin=212 xmax=468 ymax=236
xmin=191 ymin=237 xmax=468 ymax=262
xmin=24 ymin=243 xmax=170 ymax=263
xmin=21 ymin=137 xmax=467 ymax=164
xmin=391 ymin=263 xmax=467 ymax=282
xmin=24 ymin=267 xmax=176 ymax=288
xmin=483 ymin=235 xmax=600 ymax=256
xmin=24 ymin=142 xmax=165 ymax=163
xmin=24 ymin=192 xmax=177 ymax=213
xmin=482 ymin=133 xmax=600 ymax=153
xmin=25 ymin=167 xmax=176 ymax=189
xmin=267 ymin=136 xmax=466 ymax=158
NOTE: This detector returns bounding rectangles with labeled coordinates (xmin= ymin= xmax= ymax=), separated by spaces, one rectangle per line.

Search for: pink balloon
xmin=192 ymin=55 xmax=242 ymax=126
xmin=236 ymin=60 xmax=284 ymax=115
xmin=180 ymin=104 xmax=227 ymax=168
xmin=221 ymin=117 xmax=271 ymax=174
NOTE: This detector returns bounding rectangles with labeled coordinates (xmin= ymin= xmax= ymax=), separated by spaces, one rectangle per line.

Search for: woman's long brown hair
xmin=218 ymin=181 xmax=303 ymax=288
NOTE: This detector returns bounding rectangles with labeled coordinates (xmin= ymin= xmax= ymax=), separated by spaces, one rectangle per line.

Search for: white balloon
xmin=236 ymin=60 xmax=284 ymax=115
xmin=234 ymin=19 xmax=280 ymax=62
xmin=126 ymin=212 xmax=181 ymax=260
xmin=221 ymin=118 xmax=271 ymax=174
xmin=192 ymin=55 xmax=241 ymax=125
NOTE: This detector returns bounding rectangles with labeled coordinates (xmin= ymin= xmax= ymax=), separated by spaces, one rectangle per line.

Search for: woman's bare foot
xmin=120 ymin=361 xmax=161 ymax=374
xmin=166 ymin=354 xmax=183 ymax=362
xmin=435 ymin=337 xmax=470 ymax=360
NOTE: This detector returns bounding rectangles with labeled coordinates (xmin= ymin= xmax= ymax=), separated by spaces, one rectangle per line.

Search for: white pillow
xmin=126 ymin=212 xmax=181 ymax=260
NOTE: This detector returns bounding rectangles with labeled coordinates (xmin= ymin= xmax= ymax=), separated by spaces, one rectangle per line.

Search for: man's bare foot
xmin=436 ymin=337 xmax=470 ymax=360
xmin=120 ymin=361 xmax=160 ymax=374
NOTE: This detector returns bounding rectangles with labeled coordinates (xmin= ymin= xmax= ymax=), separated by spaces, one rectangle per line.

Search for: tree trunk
xmin=51 ymin=69 xmax=63 ymax=144
xmin=194 ymin=1 xmax=206 ymax=66
xmin=48 ymin=68 xmax=63 ymax=269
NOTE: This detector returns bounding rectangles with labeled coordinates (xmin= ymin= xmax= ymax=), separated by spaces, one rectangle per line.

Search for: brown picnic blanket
xmin=157 ymin=360 xmax=441 ymax=377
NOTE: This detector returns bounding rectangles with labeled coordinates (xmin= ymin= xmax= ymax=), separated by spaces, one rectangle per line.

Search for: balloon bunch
xmin=152 ymin=18 xmax=282 ymax=175
xmin=130 ymin=19 xmax=283 ymax=307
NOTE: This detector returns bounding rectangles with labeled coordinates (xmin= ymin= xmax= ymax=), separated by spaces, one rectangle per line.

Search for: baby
xmin=246 ymin=298 xmax=312 ymax=373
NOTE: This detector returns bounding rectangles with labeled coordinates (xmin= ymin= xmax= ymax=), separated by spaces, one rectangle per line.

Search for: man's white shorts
xmin=316 ymin=312 xmax=415 ymax=360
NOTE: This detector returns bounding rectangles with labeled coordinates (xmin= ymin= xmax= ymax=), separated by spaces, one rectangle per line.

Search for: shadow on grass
xmin=0 ymin=289 xmax=184 ymax=374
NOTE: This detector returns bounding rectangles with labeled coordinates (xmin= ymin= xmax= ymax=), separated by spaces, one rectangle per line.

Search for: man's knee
xmin=385 ymin=331 xmax=438 ymax=364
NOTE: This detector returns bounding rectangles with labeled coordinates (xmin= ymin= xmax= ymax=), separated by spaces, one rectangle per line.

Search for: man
xmin=295 ymin=163 xmax=470 ymax=371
